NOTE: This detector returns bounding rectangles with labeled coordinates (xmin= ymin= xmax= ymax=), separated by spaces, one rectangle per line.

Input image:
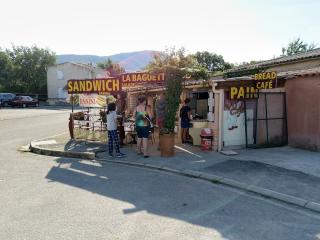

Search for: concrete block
xmin=159 ymin=166 xmax=183 ymax=174
xmin=305 ymin=202 xmax=320 ymax=213
xmin=199 ymin=173 xmax=224 ymax=182
xmin=220 ymin=178 xmax=250 ymax=189
xmin=182 ymin=169 xmax=202 ymax=178
xmin=247 ymin=185 xmax=308 ymax=207
xmin=144 ymin=163 xmax=159 ymax=169
xmin=30 ymin=143 xmax=95 ymax=160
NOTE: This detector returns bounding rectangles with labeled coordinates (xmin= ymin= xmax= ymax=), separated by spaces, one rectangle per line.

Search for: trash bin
xmin=200 ymin=128 xmax=213 ymax=151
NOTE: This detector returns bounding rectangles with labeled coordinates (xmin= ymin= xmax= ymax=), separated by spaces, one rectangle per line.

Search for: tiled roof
xmin=212 ymin=67 xmax=320 ymax=85
xmin=229 ymin=48 xmax=320 ymax=72
xmin=279 ymin=67 xmax=320 ymax=79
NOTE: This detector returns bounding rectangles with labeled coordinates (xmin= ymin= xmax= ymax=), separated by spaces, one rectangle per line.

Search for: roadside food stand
xmin=67 ymin=72 xmax=165 ymax=143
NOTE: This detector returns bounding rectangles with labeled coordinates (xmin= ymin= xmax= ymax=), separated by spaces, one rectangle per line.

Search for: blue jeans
xmin=108 ymin=130 xmax=120 ymax=155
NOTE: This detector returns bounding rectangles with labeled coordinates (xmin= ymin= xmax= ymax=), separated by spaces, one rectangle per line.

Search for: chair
xmin=124 ymin=122 xmax=136 ymax=146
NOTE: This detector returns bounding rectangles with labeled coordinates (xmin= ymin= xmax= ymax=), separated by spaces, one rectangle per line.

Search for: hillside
xmin=57 ymin=50 xmax=157 ymax=72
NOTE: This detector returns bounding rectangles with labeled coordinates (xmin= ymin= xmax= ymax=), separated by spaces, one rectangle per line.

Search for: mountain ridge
xmin=57 ymin=50 xmax=157 ymax=72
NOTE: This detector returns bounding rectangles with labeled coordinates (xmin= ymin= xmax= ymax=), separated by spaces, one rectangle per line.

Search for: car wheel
xmin=22 ymin=103 xmax=26 ymax=108
xmin=35 ymin=103 xmax=39 ymax=107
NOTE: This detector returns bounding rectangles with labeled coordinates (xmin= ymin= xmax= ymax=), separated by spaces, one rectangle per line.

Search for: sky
xmin=1 ymin=0 xmax=319 ymax=63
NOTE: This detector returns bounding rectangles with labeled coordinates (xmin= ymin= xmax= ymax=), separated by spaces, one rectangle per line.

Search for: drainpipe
xmin=212 ymin=81 xmax=224 ymax=152
xmin=218 ymin=90 xmax=224 ymax=151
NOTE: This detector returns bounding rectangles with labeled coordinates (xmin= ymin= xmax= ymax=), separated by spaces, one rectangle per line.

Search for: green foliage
xmin=147 ymin=47 xmax=187 ymax=133
xmin=164 ymin=66 xmax=184 ymax=133
xmin=282 ymin=38 xmax=317 ymax=56
xmin=97 ymin=58 xmax=125 ymax=76
xmin=192 ymin=51 xmax=232 ymax=72
xmin=223 ymin=67 xmax=268 ymax=78
xmin=0 ymin=45 xmax=56 ymax=94
xmin=0 ymin=50 xmax=13 ymax=91
xmin=97 ymin=58 xmax=113 ymax=69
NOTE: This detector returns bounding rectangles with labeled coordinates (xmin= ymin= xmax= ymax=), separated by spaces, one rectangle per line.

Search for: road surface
xmin=0 ymin=108 xmax=319 ymax=240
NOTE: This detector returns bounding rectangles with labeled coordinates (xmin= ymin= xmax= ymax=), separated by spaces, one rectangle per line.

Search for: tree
xmin=97 ymin=58 xmax=113 ymax=69
xmin=146 ymin=47 xmax=188 ymax=133
xmin=97 ymin=58 xmax=125 ymax=76
xmin=282 ymin=38 xmax=317 ymax=56
xmin=192 ymin=51 xmax=232 ymax=72
xmin=147 ymin=47 xmax=210 ymax=80
xmin=0 ymin=50 xmax=13 ymax=91
xmin=2 ymin=45 xmax=56 ymax=93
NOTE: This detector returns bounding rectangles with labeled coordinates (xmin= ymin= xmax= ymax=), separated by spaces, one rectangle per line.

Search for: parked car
xmin=10 ymin=96 xmax=39 ymax=108
xmin=0 ymin=93 xmax=16 ymax=107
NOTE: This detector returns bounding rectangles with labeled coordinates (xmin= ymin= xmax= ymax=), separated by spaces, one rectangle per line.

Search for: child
xmin=107 ymin=102 xmax=126 ymax=158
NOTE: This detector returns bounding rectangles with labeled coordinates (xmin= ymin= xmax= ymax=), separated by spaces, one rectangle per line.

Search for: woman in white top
xmin=107 ymin=102 xmax=125 ymax=158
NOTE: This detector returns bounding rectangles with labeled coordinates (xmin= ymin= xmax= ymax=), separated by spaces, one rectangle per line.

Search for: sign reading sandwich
xmin=67 ymin=78 xmax=121 ymax=94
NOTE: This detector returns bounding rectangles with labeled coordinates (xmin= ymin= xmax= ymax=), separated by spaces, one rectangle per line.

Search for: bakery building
xmin=210 ymin=48 xmax=320 ymax=152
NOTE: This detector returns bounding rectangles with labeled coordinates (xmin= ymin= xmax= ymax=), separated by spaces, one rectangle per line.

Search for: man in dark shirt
xmin=180 ymin=98 xmax=191 ymax=143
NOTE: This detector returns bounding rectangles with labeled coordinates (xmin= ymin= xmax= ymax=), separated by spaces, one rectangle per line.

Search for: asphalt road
xmin=1 ymin=108 xmax=320 ymax=240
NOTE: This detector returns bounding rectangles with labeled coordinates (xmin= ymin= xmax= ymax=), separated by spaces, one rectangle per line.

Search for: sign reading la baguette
xmin=230 ymin=71 xmax=277 ymax=100
xmin=67 ymin=78 xmax=121 ymax=94
xmin=121 ymin=72 xmax=165 ymax=87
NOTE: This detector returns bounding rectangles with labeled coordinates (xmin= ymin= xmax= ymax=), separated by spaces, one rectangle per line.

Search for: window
xmin=57 ymin=70 xmax=64 ymax=80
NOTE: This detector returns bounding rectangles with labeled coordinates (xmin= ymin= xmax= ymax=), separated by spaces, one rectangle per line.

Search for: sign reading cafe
xmin=230 ymin=71 xmax=277 ymax=100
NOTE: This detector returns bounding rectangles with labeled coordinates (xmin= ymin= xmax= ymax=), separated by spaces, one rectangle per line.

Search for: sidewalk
xmin=29 ymin=133 xmax=320 ymax=213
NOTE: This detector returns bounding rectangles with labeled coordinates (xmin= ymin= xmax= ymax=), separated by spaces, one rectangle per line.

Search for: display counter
xmin=70 ymin=111 xmax=107 ymax=142
xmin=189 ymin=120 xmax=209 ymax=145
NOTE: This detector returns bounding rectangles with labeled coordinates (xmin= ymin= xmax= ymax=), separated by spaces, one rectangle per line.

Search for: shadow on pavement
xmin=45 ymin=156 xmax=320 ymax=240
xmin=203 ymin=160 xmax=320 ymax=203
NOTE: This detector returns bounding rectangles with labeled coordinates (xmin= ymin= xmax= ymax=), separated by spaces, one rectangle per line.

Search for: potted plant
xmin=159 ymin=66 xmax=184 ymax=157
xmin=146 ymin=47 xmax=191 ymax=157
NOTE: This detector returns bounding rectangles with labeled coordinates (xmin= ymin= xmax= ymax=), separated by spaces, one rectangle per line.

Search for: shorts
xmin=181 ymin=119 xmax=190 ymax=129
xmin=136 ymin=126 xmax=150 ymax=138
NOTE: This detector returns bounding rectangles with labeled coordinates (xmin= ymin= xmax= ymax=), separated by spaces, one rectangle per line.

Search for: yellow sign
xmin=254 ymin=71 xmax=277 ymax=80
xmin=230 ymin=72 xmax=277 ymax=99
xmin=79 ymin=94 xmax=106 ymax=108
xmin=121 ymin=72 xmax=165 ymax=88
xmin=230 ymin=87 xmax=258 ymax=100
xmin=67 ymin=78 xmax=121 ymax=94
xmin=254 ymin=71 xmax=276 ymax=90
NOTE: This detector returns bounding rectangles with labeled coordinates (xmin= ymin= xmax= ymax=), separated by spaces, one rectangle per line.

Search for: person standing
xmin=107 ymin=102 xmax=126 ymax=158
xmin=180 ymin=98 xmax=191 ymax=143
xmin=134 ymin=96 xmax=153 ymax=158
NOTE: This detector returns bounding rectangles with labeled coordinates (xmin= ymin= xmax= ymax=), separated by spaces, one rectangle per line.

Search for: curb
xmin=30 ymin=141 xmax=95 ymax=160
xmin=97 ymin=158 xmax=320 ymax=214
xmin=28 ymin=143 xmax=320 ymax=214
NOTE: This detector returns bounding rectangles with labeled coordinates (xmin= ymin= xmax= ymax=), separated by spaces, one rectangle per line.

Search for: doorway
xmin=244 ymin=92 xmax=288 ymax=148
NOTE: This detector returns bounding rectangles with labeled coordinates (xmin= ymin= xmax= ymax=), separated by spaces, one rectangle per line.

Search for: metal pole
xmin=244 ymin=98 xmax=248 ymax=148
xmin=71 ymin=94 xmax=74 ymax=113
xmin=283 ymin=92 xmax=288 ymax=145
xmin=264 ymin=93 xmax=269 ymax=145
xmin=254 ymin=94 xmax=258 ymax=145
